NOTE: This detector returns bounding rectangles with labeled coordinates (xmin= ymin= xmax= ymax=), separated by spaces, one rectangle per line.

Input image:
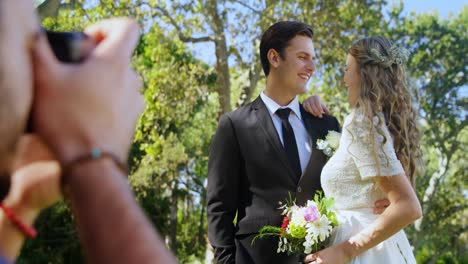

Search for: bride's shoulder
xmin=345 ymin=108 xmax=385 ymax=126
xmin=343 ymin=108 xmax=387 ymax=142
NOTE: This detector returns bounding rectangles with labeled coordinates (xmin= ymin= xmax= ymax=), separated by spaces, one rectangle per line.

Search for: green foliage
xmin=251 ymin=226 xmax=284 ymax=252
xmin=256 ymin=225 xmax=284 ymax=237
xmin=313 ymin=192 xmax=338 ymax=227
xmin=388 ymin=7 xmax=467 ymax=262
xmin=18 ymin=202 xmax=83 ymax=264
xmin=129 ymin=21 xmax=218 ymax=262
xmin=253 ymin=225 xmax=305 ymax=256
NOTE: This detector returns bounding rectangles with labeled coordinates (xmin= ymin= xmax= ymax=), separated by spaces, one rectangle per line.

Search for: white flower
xmin=316 ymin=139 xmax=329 ymax=150
xmin=323 ymin=147 xmax=333 ymax=157
xmin=290 ymin=207 xmax=307 ymax=227
xmin=277 ymin=238 xmax=283 ymax=253
xmin=317 ymin=131 xmax=341 ymax=157
xmin=303 ymin=232 xmax=318 ymax=254
xmin=279 ymin=203 xmax=290 ymax=216
xmin=325 ymin=131 xmax=341 ymax=149
xmin=277 ymin=237 xmax=288 ymax=253
xmin=306 ymin=200 xmax=318 ymax=208
xmin=306 ymin=215 xmax=333 ymax=242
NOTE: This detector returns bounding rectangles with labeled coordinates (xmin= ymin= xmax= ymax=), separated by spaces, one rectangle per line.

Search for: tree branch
xmin=153 ymin=5 xmax=214 ymax=43
xmin=231 ymin=0 xmax=262 ymax=15
xmin=445 ymin=204 xmax=468 ymax=219
xmin=60 ymin=3 xmax=75 ymax=10
xmin=443 ymin=118 xmax=468 ymax=143
xmin=37 ymin=0 xmax=82 ymax=21
xmin=229 ymin=46 xmax=246 ymax=67
xmin=37 ymin=0 xmax=62 ymax=20
xmin=236 ymin=62 xmax=262 ymax=107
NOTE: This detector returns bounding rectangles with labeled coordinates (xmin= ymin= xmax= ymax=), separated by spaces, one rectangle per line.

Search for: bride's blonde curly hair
xmin=349 ymin=36 xmax=421 ymax=187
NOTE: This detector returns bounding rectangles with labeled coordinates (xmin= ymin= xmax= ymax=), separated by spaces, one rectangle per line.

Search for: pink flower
xmin=304 ymin=205 xmax=319 ymax=222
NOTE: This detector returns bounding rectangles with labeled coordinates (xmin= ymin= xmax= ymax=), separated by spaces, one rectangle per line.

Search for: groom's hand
xmin=373 ymin=198 xmax=390 ymax=214
xmin=303 ymin=95 xmax=330 ymax=118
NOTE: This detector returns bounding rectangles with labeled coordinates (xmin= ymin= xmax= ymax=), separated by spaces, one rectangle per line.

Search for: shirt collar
xmin=260 ymin=91 xmax=302 ymax=120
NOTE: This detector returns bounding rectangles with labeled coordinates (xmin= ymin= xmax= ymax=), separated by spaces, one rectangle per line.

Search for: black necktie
xmin=276 ymin=108 xmax=302 ymax=181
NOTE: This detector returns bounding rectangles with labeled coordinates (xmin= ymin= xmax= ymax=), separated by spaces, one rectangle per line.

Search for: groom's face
xmin=276 ymin=35 xmax=315 ymax=95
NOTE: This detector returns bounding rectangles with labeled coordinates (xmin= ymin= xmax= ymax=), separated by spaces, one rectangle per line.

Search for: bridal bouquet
xmin=253 ymin=192 xmax=339 ymax=255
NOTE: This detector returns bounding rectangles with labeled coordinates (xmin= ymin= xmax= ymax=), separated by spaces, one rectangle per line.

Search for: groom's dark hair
xmin=260 ymin=21 xmax=314 ymax=76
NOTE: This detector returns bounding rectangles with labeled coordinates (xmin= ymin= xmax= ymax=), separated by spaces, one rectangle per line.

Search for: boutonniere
xmin=316 ymin=131 xmax=341 ymax=157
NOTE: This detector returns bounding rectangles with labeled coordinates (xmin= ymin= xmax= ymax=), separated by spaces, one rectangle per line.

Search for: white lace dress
xmin=321 ymin=109 xmax=416 ymax=264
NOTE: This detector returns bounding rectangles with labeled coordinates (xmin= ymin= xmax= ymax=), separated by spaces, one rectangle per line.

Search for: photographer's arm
xmin=64 ymin=158 xmax=176 ymax=263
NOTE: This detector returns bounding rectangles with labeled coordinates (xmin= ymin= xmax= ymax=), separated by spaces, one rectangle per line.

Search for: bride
xmin=303 ymin=36 xmax=422 ymax=263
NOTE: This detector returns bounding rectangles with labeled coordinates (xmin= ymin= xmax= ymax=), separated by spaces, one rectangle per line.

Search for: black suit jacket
xmin=207 ymin=96 xmax=340 ymax=263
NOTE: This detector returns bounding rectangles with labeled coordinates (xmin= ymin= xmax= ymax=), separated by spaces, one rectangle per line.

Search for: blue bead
xmin=91 ymin=148 xmax=102 ymax=158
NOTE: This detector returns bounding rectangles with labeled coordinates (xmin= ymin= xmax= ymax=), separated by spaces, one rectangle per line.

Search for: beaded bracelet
xmin=0 ymin=203 xmax=37 ymax=239
xmin=62 ymin=148 xmax=128 ymax=186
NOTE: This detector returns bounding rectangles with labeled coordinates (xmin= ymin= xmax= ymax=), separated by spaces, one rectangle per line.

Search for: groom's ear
xmin=267 ymin=49 xmax=281 ymax=68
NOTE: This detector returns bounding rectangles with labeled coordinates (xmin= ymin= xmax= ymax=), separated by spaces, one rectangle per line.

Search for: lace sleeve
xmin=346 ymin=110 xmax=404 ymax=180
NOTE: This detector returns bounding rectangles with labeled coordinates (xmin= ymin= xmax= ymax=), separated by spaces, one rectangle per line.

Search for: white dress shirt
xmin=260 ymin=92 xmax=312 ymax=173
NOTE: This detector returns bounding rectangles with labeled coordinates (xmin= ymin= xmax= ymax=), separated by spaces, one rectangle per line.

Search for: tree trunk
xmin=197 ymin=189 xmax=207 ymax=248
xmin=168 ymin=182 xmax=178 ymax=251
xmin=236 ymin=1 xmax=277 ymax=107
xmin=206 ymin=0 xmax=231 ymax=115
xmin=414 ymin=148 xmax=448 ymax=232
xmin=37 ymin=0 xmax=62 ymax=20
xmin=237 ymin=63 xmax=262 ymax=107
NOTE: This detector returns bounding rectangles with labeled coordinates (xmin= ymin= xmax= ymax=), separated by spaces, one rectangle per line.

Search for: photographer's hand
xmin=32 ymin=18 xmax=143 ymax=165
xmin=0 ymin=134 xmax=61 ymax=260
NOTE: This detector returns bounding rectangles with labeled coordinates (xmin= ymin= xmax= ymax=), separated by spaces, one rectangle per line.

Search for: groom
xmin=207 ymin=21 xmax=340 ymax=263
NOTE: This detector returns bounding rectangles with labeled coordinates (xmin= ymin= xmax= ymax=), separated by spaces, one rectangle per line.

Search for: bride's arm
xmin=305 ymin=173 xmax=421 ymax=263
xmin=342 ymin=173 xmax=421 ymax=258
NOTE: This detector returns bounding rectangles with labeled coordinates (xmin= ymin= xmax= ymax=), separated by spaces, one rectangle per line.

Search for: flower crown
xmin=369 ymin=44 xmax=409 ymax=67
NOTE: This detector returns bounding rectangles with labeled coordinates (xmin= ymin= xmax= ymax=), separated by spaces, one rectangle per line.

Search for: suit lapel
xmin=299 ymin=105 xmax=326 ymax=183
xmin=252 ymin=97 xmax=297 ymax=179
xmin=300 ymin=105 xmax=320 ymax=148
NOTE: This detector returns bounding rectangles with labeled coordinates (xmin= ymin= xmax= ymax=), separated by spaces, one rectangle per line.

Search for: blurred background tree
xmin=19 ymin=1 xmax=466 ymax=263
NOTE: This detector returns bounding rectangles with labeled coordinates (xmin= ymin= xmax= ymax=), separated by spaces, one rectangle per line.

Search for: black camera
xmin=24 ymin=31 xmax=95 ymax=133
xmin=46 ymin=31 xmax=95 ymax=63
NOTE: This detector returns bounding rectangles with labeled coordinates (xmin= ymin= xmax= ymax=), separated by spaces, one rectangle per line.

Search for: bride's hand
xmin=303 ymin=95 xmax=330 ymax=118
xmin=303 ymin=244 xmax=349 ymax=264
xmin=374 ymin=198 xmax=390 ymax=214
